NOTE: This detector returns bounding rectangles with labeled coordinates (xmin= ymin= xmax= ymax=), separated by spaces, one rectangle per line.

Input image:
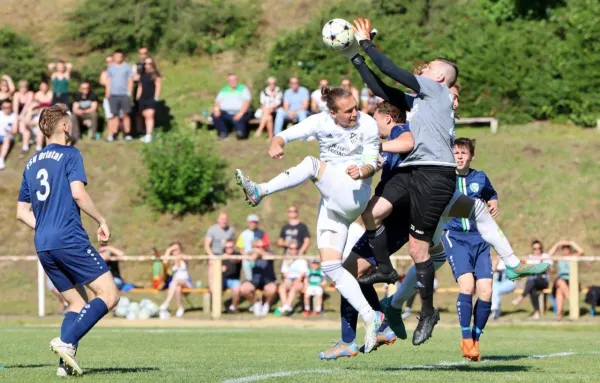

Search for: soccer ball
xmin=322 ymin=19 xmax=354 ymax=51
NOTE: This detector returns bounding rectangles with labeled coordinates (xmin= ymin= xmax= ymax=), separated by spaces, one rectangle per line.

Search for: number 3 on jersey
xmin=36 ymin=168 xmax=50 ymax=201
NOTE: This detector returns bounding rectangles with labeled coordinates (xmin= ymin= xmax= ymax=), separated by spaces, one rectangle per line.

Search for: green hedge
xmin=0 ymin=28 xmax=47 ymax=87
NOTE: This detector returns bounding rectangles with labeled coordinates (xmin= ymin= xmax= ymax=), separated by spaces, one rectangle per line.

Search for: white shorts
xmin=305 ymin=285 xmax=323 ymax=297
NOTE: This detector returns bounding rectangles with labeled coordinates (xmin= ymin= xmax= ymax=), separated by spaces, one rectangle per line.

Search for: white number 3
xmin=36 ymin=168 xmax=50 ymax=201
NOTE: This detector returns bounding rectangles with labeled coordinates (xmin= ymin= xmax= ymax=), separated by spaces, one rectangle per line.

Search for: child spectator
xmin=159 ymin=242 xmax=193 ymax=318
xmin=549 ymin=240 xmax=584 ymax=321
xmin=304 ymin=259 xmax=325 ymax=317
xmin=239 ymin=240 xmax=277 ymax=317
xmin=254 ymin=76 xmax=282 ymax=140
xmin=48 ymin=60 xmax=72 ymax=106
xmin=136 ymin=57 xmax=162 ymax=143
xmin=221 ymin=239 xmax=243 ymax=313
xmin=275 ymin=241 xmax=308 ymax=316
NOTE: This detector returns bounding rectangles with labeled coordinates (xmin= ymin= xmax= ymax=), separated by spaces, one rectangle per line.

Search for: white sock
xmin=22 ymin=144 xmax=29 ymax=151
xmin=470 ymin=199 xmax=520 ymax=267
xmin=315 ymin=304 xmax=322 ymax=313
xmin=259 ymin=156 xmax=320 ymax=196
xmin=304 ymin=304 xmax=310 ymax=311
xmin=321 ymin=260 xmax=374 ymax=323
xmin=35 ymin=145 xmax=42 ymax=151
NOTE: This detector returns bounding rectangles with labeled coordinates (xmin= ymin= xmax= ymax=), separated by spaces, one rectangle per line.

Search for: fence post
xmin=37 ymin=261 xmax=45 ymax=317
xmin=569 ymin=258 xmax=579 ymax=320
xmin=211 ymin=257 xmax=222 ymax=320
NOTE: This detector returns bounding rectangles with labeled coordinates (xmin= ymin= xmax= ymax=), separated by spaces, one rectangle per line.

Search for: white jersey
xmin=277 ymin=111 xmax=380 ymax=176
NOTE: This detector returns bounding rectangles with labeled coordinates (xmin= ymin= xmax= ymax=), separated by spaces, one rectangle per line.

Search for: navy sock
xmin=59 ymin=311 xmax=79 ymax=365
xmin=61 ymin=298 xmax=108 ymax=345
xmin=457 ymin=293 xmax=473 ymax=339
xmin=472 ymin=299 xmax=492 ymax=341
xmin=340 ymin=297 xmax=358 ymax=343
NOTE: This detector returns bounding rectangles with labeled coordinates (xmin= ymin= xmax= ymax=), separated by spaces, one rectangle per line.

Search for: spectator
xmin=22 ymin=102 xmax=44 ymax=152
xmin=212 ymin=73 xmax=252 ymax=140
xmin=239 ymin=239 xmax=277 ymax=317
xmin=512 ymin=240 xmax=553 ymax=319
xmin=0 ymin=99 xmax=16 ymax=170
xmin=236 ymin=214 xmax=271 ymax=281
xmin=274 ymin=76 xmax=309 ymax=135
xmin=304 ymin=259 xmax=325 ymax=316
xmin=105 ymin=49 xmax=134 ymax=142
xmin=221 ymin=239 xmax=242 ymax=313
xmin=340 ymin=78 xmax=360 ymax=103
xmin=0 ymin=74 xmax=15 ymax=103
xmin=34 ymin=80 xmax=53 ymax=110
xmin=133 ymin=46 xmax=150 ymax=135
xmin=98 ymin=245 xmax=132 ymax=291
xmin=99 ymin=55 xmax=115 ymax=123
xmin=205 ymin=212 xmax=236 ymax=289
xmin=491 ymin=257 xmax=516 ymax=319
xmin=278 ymin=205 xmax=310 ymax=255
xmin=13 ymin=80 xmax=34 ymax=157
xmin=310 ymin=78 xmax=329 ymax=113
xmin=136 ymin=57 xmax=162 ymax=143
xmin=275 ymin=241 xmax=308 ymax=316
xmin=71 ymin=81 xmax=99 ymax=142
xmin=254 ymin=76 xmax=282 ymax=140
xmin=159 ymin=242 xmax=193 ymax=318
xmin=549 ymin=240 xmax=584 ymax=321
xmin=48 ymin=60 xmax=72 ymax=106
xmin=360 ymin=86 xmax=381 ymax=115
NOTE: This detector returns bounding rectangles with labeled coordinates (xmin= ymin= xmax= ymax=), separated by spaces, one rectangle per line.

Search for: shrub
xmin=0 ymin=28 xmax=46 ymax=87
xmin=139 ymin=129 xmax=233 ymax=215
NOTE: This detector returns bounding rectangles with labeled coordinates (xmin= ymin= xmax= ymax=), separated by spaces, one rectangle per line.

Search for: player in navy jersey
xmin=16 ymin=104 xmax=119 ymax=376
xmin=442 ymin=137 xmax=495 ymax=361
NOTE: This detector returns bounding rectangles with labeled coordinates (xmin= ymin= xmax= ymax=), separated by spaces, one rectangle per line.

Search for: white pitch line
xmin=221 ymin=369 xmax=337 ymax=383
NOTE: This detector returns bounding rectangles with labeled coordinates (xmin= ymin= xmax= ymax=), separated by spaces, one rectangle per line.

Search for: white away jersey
xmin=277 ymin=111 xmax=380 ymax=170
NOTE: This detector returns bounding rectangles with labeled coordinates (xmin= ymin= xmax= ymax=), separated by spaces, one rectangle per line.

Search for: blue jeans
xmin=274 ymin=109 xmax=309 ymax=135
xmin=491 ymin=278 xmax=516 ymax=311
xmin=212 ymin=110 xmax=252 ymax=138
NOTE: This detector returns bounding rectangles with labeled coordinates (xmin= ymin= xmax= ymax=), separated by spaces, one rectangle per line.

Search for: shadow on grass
xmin=382 ymin=364 xmax=531 ymax=373
xmin=2 ymin=364 xmax=54 ymax=369
xmin=86 ymin=367 xmax=160 ymax=375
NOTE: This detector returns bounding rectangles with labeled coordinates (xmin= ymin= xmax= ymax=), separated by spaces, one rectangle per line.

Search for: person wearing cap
xmin=236 ymin=214 xmax=271 ymax=281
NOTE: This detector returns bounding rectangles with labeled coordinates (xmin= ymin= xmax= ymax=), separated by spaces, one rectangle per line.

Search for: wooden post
xmin=211 ymin=257 xmax=222 ymax=320
xmin=569 ymin=258 xmax=579 ymax=320
xmin=490 ymin=118 xmax=499 ymax=134
xmin=203 ymin=292 xmax=211 ymax=315
xmin=538 ymin=293 xmax=545 ymax=317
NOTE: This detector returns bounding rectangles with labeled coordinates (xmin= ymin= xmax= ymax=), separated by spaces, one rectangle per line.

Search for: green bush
xmin=139 ymin=129 xmax=233 ymax=215
xmin=0 ymin=28 xmax=46 ymax=87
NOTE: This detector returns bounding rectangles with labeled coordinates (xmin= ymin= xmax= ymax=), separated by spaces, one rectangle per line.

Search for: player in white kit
xmin=235 ymin=86 xmax=384 ymax=352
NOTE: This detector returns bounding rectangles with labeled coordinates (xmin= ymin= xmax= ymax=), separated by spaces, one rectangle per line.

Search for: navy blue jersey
xmin=18 ymin=144 xmax=91 ymax=251
xmin=445 ymin=169 xmax=497 ymax=233
xmin=380 ymin=123 xmax=410 ymax=184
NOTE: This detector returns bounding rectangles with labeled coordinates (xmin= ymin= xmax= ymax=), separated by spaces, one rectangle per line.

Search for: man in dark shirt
xmin=71 ymin=81 xmax=99 ymax=141
xmin=278 ymin=205 xmax=310 ymax=255
xmin=221 ymin=239 xmax=242 ymax=312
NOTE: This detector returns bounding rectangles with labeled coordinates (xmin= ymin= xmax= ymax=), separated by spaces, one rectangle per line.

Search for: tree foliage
xmin=0 ymin=28 xmax=47 ymax=87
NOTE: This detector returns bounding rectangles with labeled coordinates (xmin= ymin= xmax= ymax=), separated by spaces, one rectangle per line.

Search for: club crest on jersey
xmin=349 ymin=132 xmax=358 ymax=144
xmin=469 ymin=183 xmax=479 ymax=193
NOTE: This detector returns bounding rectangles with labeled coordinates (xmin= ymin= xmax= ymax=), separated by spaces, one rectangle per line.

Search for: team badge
xmin=469 ymin=183 xmax=479 ymax=193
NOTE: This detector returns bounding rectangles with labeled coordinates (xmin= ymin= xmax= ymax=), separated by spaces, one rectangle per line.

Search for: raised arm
xmin=351 ymin=56 xmax=410 ymax=110
xmin=2 ymin=75 xmax=15 ymax=93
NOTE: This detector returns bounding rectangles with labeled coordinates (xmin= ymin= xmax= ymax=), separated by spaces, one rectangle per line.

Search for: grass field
xmin=0 ymin=321 xmax=599 ymax=382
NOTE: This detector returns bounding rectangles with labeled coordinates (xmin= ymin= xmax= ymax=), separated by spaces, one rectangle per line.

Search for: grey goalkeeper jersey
xmin=400 ymin=76 xmax=456 ymax=168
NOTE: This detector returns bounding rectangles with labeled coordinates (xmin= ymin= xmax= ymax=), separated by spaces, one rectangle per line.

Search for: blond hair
xmin=39 ymin=103 xmax=70 ymax=138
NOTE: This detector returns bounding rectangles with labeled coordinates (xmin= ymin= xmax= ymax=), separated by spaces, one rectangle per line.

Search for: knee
xmin=477 ymin=285 xmax=493 ymax=301
xmin=460 ymin=284 xmax=475 ymax=295
xmin=104 ymin=289 xmax=120 ymax=310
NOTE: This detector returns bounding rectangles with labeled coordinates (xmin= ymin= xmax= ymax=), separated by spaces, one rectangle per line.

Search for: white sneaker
xmin=159 ymin=304 xmax=168 ymax=312
xmin=0 ymin=158 xmax=5 ymax=170
xmin=124 ymin=135 xmax=133 ymax=141
xmin=260 ymin=302 xmax=270 ymax=317
xmin=253 ymin=302 xmax=262 ymax=317
xmin=175 ymin=307 xmax=185 ymax=318
xmin=106 ymin=135 xmax=115 ymax=142
xmin=248 ymin=303 xmax=256 ymax=313
xmin=50 ymin=338 xmax=82 ymax=376
xmin=141 ymin=134 xmax=152 ymax=143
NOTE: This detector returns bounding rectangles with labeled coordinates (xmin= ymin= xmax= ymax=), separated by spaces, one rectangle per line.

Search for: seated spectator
xmin=274 ymin=76 xmax=309 ymax=135
xmin=136 ymin=57 xmax=162 ymax=143
xmin=549 ymin=240 xmax=584 ymax=321
xmin=310 ymin=78 xmax=329 ymax=113
xmin=221 ymin=239 xmax=242 ymax=313
xmin=22 ymin=102 xmax=44 ymax=152
xmin=236 ymin=214 xmax=271 ymax=281
xmin=254 ymin=76 xmax=282 ymax=140
xmin=212 ymin=73 xmax=252 ymax=140
xmin=360 ymin=86 xmax=382 ymax=115
xmin=240 ymin=239 xmax=277 ymax=317
xmin=98 ymin=245 xmax=134 ymax=292
xmin=585 ymin=285 xmax=600 ymax=317
xmin=106 ymin=49 xmax=134 ymax=142
xmin=48 ymin=60 xmax=72 ymax=106
xmin=13 ymin=80 xmax=34 ymax=157
xmin=491 ymin=257 xmax=516 ymax=319
xmin=72 ymin=81 xmax=99 ymax=142
xmin=159 ymin=242 xmax=193 ymax=318
xmin=275 ymin=241 xmax=308 ymax=316
xmin=512 ymin=240 xmax=553 ymax=319
xmin=304 ymin=259 xmax=325 ymax=316
xmin=0 ymin=100 xmax=16 ymax=170
xmin=340 ymin=78 xmax=360 ymax=103
xmin=34 ymin=80 xmax=53 ymax=110
xmin=278 ymin=205 xmax=310 ymax=255
xmin=0 ymin=74 xmax=15 ymax=103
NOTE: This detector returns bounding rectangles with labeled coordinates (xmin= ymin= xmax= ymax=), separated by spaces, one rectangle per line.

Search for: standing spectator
xmin=340 ymin=78 xmax=360 ymax=103
xmin=275 ymin=241 xmax=308 ymax=316
xmin=71 ymin=81 xmax=99 ymax=142
xmin=34 ymin=80 xmax=53 ymax=110
xmin=0 ymin=74 xmax=15 ymax=103
xmin=254 ymin=76 xmax=282 ymax=140
xmin=491 ymin=257 xmax=516 ymax=319
xmin=105 ymin=49 xmax=134 ymax=142
xmin=205 ymin=212 xmax=236 ymax=290
xmin=133 ymin=46 xmax=150 ymax=135
xmin=0 ymin=100 xmax=16 ymax=170
xmin=48 ymin=60 xmax=72 ymax=106
xmin=239 ymin=239 xmax=278 ymax=317
xmin=221 ymin=239 xmax=243 ymax=313
xmin=99 ymin=55 xmax=115 ymax=124
xmin=310 ymin=78 xmax=329 ymax=113
xmin=236 ymin=214 xmax=271 ymax=281
xmin=512 ymin=240 xmax=553 ymax=319
xmin=274 ymin=76 xmax=309 ymax=135
xmin=304 ymin=259 xmax=325 ymax=316
xmin=212 ymin=73 xmax=252 ymax=140
xmin=360 ymin=86 xmax=381 ymax=115
xmin=278 ymin=205 xmax=310 ymax=255
xmin=22 ymin=102 xmax=44 ymax=152
xmin=136 ymin=57 xmax=162 ymax=143
xmin=13 ymin=80 xmax=34 ymax=157
xmin=549 ymin=240 xmax=584 ymax=321
xmin=160 ymin=242 xmax=193 ymax=318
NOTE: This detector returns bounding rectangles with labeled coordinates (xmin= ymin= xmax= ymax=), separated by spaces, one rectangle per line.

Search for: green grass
xmin=1 ymin=323 xmax=600 ymax=382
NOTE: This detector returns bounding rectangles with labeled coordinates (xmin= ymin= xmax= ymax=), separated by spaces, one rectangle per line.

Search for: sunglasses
xmin=288 ymin=210 xmax=297 ymax=213
xmin=532 ymin=246 xmax=542 ymax=250
xmin=288 ymin=248 xmax=298 ymax=251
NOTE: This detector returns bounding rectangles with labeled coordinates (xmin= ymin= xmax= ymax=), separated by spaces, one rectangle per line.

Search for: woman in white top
xmin=255 ymin=76 xmax=282 ymax=140
xmin=310 ymin=78 xmax=329 ymax=113
xmin=276 ymin=241 xmax=308 ymax=315
xmin=160 ymin=242 xmax=193 ymax=318
xmin=235 ymin=86 xmax=384 ymax=352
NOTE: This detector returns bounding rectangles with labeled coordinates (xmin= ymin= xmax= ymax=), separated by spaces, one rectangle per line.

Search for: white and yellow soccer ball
xmin=322 ymin=19 xmax=354 ymax=50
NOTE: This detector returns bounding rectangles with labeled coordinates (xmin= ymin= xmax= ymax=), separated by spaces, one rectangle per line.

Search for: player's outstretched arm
xmin=381 ymin=131 xmax=414 ymax=154
xmin=350 ymin=57 xmax=410 ymax=110
xmin=70 ymin=181 xmax=110 ymax=241
xmin=16 ymin=201 xmax=36 ymax=229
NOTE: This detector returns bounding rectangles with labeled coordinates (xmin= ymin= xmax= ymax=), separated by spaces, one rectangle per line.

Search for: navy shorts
xmin=443 ymin=231 xmax=493 ymax=281
xmin=38 ymin=246 xmax=109 ymax=292
xmin=351 ymin=213 xmax=411 ymax=266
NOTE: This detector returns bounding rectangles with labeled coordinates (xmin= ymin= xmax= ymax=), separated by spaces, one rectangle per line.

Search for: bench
xmin=456 ymin=117 xmax=499 ymax=134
